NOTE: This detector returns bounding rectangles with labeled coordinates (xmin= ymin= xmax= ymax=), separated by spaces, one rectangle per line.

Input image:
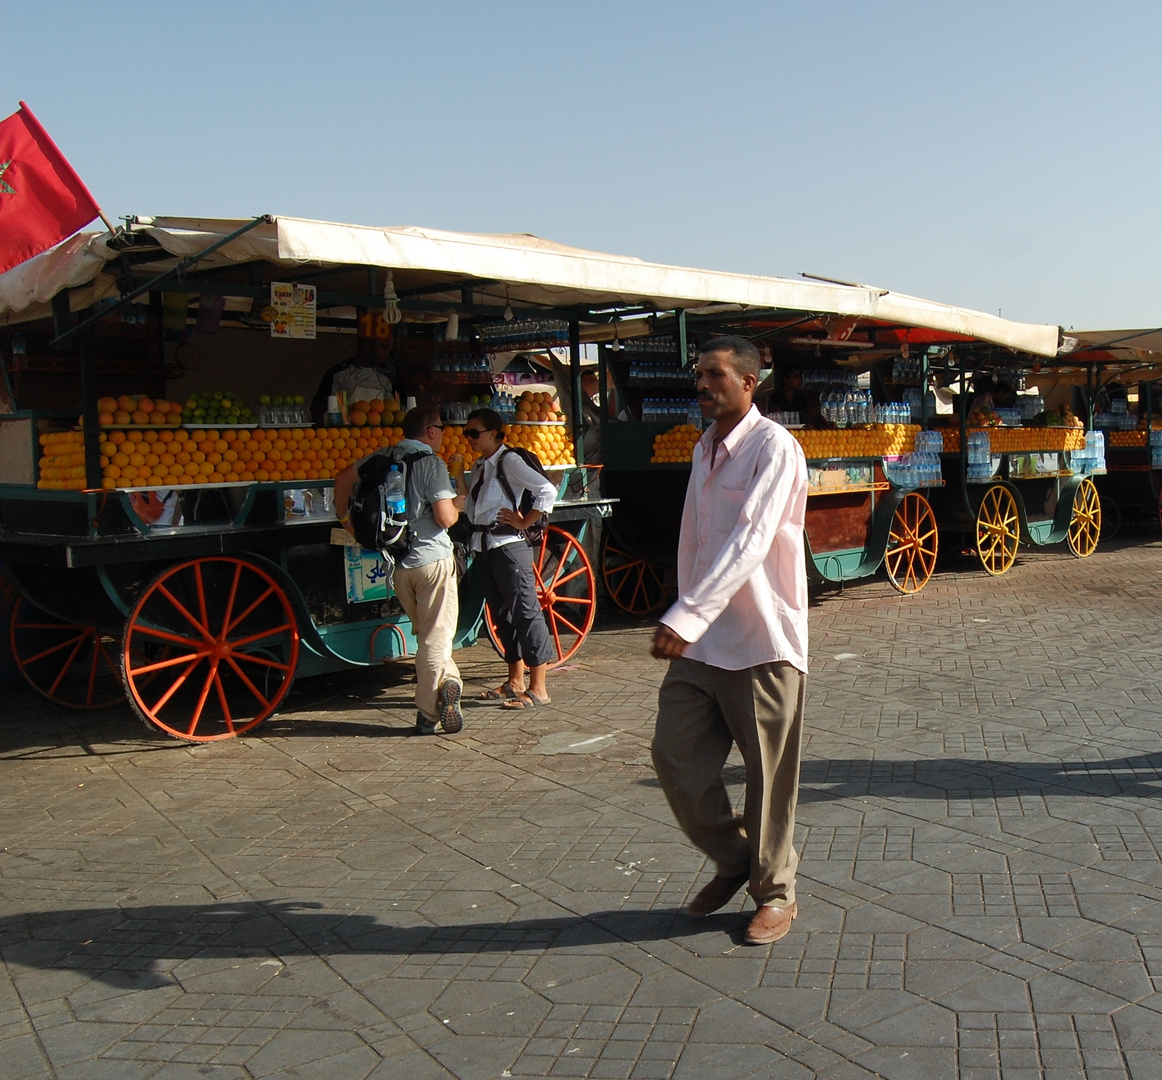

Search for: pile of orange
xmin=1108 ymin=430 xmax=1147 ymax=447
xmin=40 ymin=420 xmax=574 ymax=492
xmin=515 ymin=391 xmax=565 ymax=423
xmin=650 ymin=424 xmax=701 ymax=463
xmin=93 ymin=394 xmax=183 ymax=428
xmin=347 ymin=397 xmax=407 ymax=427
xmin=37 ymin=430 xmax=88 ymax=490
xmin=39 ymin=425 xmax=403 ymax=490
xmin=506 ymin=421 xmax=575 ymax=466
xmin=942 ymin=428 xmax=1085 ymax=454
xmin=792 ymin=425 xmax=919 ymax=461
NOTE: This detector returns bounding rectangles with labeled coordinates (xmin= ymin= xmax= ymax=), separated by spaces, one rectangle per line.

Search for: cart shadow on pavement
xmin=1 ymin=899 xmax=732 ymax=991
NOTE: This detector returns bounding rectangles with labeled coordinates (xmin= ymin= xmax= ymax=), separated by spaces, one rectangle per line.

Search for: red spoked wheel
xmin=9 ymin=595 xmax=126 ymax=709
xmin=884 ymin=492 xmax=939 ymax=594
xmin=122 ymin=557 xmax=299 ymax=741
xmin=599 ymin=531 xmax=675 ymax=616
xmin=484 ymin=526 xmax=597 ymax=667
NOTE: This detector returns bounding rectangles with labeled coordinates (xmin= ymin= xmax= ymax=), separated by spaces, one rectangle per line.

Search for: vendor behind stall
xmin=310 ymin=339 xmax=394 ymax=424
xmin=775 ymin=365 xmax=829 ymax=429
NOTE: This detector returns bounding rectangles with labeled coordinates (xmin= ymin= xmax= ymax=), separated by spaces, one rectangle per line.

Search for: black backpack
xmin=496 ymin=446 xmax=552 ymax=544
xmin=349 ymin=448 xmax=427 ymax=557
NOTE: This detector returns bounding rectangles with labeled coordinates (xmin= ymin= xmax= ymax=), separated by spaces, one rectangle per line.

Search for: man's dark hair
xmin=700 ymin=336 xmax=761 ymax=379
xmin=402 ymin=405 xmax=442 ymax=440
xmin=466 ymin=407 xmax=506 ymax=438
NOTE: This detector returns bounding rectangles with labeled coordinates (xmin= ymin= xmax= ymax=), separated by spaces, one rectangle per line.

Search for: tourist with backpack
xmin=462 ymin=408 xmax=557 ymax=711
xmin=333 ymin=405 xmax=466 ymax=736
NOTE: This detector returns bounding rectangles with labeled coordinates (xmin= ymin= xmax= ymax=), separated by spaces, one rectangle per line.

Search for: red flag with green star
xmin=0 ymin=101 xmax=102 ymax=275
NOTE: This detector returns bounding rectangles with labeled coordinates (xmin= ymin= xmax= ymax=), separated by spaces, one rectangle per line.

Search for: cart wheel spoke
xmin=599 ymin=533 xmax=674 ymax=616
xmin=157 ymin=583 xmax=212 ymax=638
xmin=123 ymin=557 xmax=298 ymax=741
xmin=19 ymin=631 xmax=89 ymax=668
xmin=129 ymin=651 xmax=204 ymax=677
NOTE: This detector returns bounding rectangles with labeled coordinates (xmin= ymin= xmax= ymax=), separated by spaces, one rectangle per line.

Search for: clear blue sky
xmin=6 ymin=1 xmax=1159 ymax=330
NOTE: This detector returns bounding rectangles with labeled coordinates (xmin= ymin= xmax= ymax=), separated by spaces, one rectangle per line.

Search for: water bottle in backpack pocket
xmin=349 ymin=451 xmax=423 ymax=557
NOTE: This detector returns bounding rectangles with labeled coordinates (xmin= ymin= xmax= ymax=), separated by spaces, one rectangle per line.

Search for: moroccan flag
xmin=0 ymin=101 xmax=102 ymax=275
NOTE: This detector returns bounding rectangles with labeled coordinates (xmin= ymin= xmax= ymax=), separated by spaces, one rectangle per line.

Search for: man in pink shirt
xmin=650 ymin=336 xmax=809 ymax=945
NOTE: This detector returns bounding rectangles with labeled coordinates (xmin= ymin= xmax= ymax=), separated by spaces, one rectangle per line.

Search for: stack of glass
xmin=1150 ymin=430 xmax=1162 ymax=469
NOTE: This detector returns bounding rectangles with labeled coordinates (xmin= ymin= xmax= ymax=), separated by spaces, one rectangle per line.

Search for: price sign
xmin=358 ymin=309 xmax=394 ymax=341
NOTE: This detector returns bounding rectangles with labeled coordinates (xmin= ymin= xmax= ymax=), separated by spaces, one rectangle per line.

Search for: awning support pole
xmin=51 ymin=214 xmax=273 ymax=348
xmin=78 ymin=321 xmax=102 ymax=491
xmin=569 ymin=320 xmax=583 ymax=465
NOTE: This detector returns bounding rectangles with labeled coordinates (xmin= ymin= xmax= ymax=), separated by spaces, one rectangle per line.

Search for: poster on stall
xmin=269 ymin=281 xmax=316 ymax=340
xmin=343 ymin=544 xmax=393 ymax=603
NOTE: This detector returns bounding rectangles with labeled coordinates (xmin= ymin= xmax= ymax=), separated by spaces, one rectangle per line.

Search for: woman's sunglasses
xmin=463 ymin=428 xmax=486 ymax=439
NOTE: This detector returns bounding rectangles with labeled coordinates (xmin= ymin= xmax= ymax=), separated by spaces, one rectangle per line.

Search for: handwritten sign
xmin=270 ymin=282 xmax=316 ymax=340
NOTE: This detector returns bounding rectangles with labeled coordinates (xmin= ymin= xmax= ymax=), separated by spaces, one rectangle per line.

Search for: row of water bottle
xmin=628 ymin=360 xmax=696 ymax=386
xmin=644 ymin=397 xmax=701 ymax=425
xmin=966 ymin=430 xmax=995 ymax=480
xmin=487 ymin=389 xmax=519 ymax=423
xmin=821 ymin=390 xmax=874 ymax=425
xmin=1152 ymin=430 xmax=1162 ymax=469
xmin=1071 ymin=431 xmax=1107 ymax=474
xmin=889 ymin=452 xmax=942 ymax=489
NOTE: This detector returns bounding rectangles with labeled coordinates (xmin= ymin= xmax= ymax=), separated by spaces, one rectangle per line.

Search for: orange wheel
xmin=975 ymin=485 xmax=1019 ymax=576
xmin=9 ymin=595 xmax=126 ymax=709
xmin=484 ymin=526 xmax=597 ymax=667
xmin=599 ymin=531 xmax=674 ymax=615
xmin=884 ymin=492 xmax=938 ymax=594
xmin=122 ymin=557 xmax=299 ymax=741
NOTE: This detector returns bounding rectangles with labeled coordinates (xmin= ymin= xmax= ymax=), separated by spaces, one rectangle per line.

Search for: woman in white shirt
xmin=463 ymin=409 xmax=558 ymax=709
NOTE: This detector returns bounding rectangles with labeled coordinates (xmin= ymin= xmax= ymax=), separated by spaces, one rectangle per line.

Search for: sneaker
xmin=438 ymin=680 xmax=464 ymax=734
xmin=414 ymin=712 xmax=437 ymax=736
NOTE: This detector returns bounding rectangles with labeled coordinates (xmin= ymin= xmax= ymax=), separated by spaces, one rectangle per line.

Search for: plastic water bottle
xmin=384 ymin=464 xmax=407 ymax=518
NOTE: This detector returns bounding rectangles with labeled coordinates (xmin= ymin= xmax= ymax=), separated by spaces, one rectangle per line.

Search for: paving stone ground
xmin=3 ymin=539 xmax=1162 ymax=1079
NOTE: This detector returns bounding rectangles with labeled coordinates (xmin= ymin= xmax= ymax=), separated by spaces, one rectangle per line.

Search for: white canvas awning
xmin=0 ymin=215 xmax=1062 ymax=356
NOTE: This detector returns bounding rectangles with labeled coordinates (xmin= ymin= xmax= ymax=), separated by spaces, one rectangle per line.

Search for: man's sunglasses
xmin=463 ymin=428 xmax=486 ymax=439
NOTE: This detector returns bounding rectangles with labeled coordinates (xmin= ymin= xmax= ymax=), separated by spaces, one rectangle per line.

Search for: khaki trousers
xmin=393 ymin=555 xmax=461 ymax=723
xmin=652 ymin=657 xmax=804 ymax=908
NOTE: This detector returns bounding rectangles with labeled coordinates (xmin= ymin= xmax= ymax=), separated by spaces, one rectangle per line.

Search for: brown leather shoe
xmin=744 ymin=901 xmax=798 ymax=945
xmin=683 ymin=873 xmax=749 ymax=917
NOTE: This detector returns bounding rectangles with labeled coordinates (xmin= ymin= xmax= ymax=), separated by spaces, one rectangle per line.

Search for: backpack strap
xmin=495 ymin=447 xmax=520 ymax=511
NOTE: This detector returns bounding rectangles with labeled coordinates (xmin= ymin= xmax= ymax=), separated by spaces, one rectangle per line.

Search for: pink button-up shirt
xmin=660 ymin=405 xmax=809 ymax=672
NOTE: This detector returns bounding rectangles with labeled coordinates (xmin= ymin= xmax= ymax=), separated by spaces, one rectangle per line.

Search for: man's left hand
xmin=651 ymin=624 xmax=689 ymax=660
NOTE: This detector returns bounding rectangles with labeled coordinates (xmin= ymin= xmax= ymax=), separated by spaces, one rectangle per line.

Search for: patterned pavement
xmin=3 ymin=539 xmax=1162 ymax=1078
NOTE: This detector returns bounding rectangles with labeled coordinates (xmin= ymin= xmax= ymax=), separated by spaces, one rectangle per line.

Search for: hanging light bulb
xmin=383 ymin=270 xmax=402 ymax=325
xmin=610 ymin=321 xmax=622 ymax=351
xmin=445 ymin=309 xmax=459 ymax=342
xmin=503 ymin=288 xmax=514 ymax=322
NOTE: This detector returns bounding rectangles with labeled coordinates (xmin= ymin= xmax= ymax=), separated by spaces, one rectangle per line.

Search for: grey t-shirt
xmin=356 ymin=439 xmax=455 ymax=569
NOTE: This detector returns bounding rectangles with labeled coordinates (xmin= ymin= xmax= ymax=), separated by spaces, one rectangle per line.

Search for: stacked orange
xmin=93 ymin=394 xmax=183 ymax=428
xmin=650 ymin=424 xmax=701 ymax=463
xmin=38 ymin=431 xmax=88 ymax=490
xmin=792 ymin=425 xmax=918 ymax=460
xmin=44 ymin=425 xmax=406 ymax=490
xmin=942 ymin=428 xmax=1085 ymax=454
xmin=347 ymin=397 xmax=406 ymax=427
xmin=506 ymin=422 xmax=576 ymax=466
xmin=1109 ymin=430 xmax=1147 ymax=447
xmin=515 ymin=390 xmax=565 ymax=422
